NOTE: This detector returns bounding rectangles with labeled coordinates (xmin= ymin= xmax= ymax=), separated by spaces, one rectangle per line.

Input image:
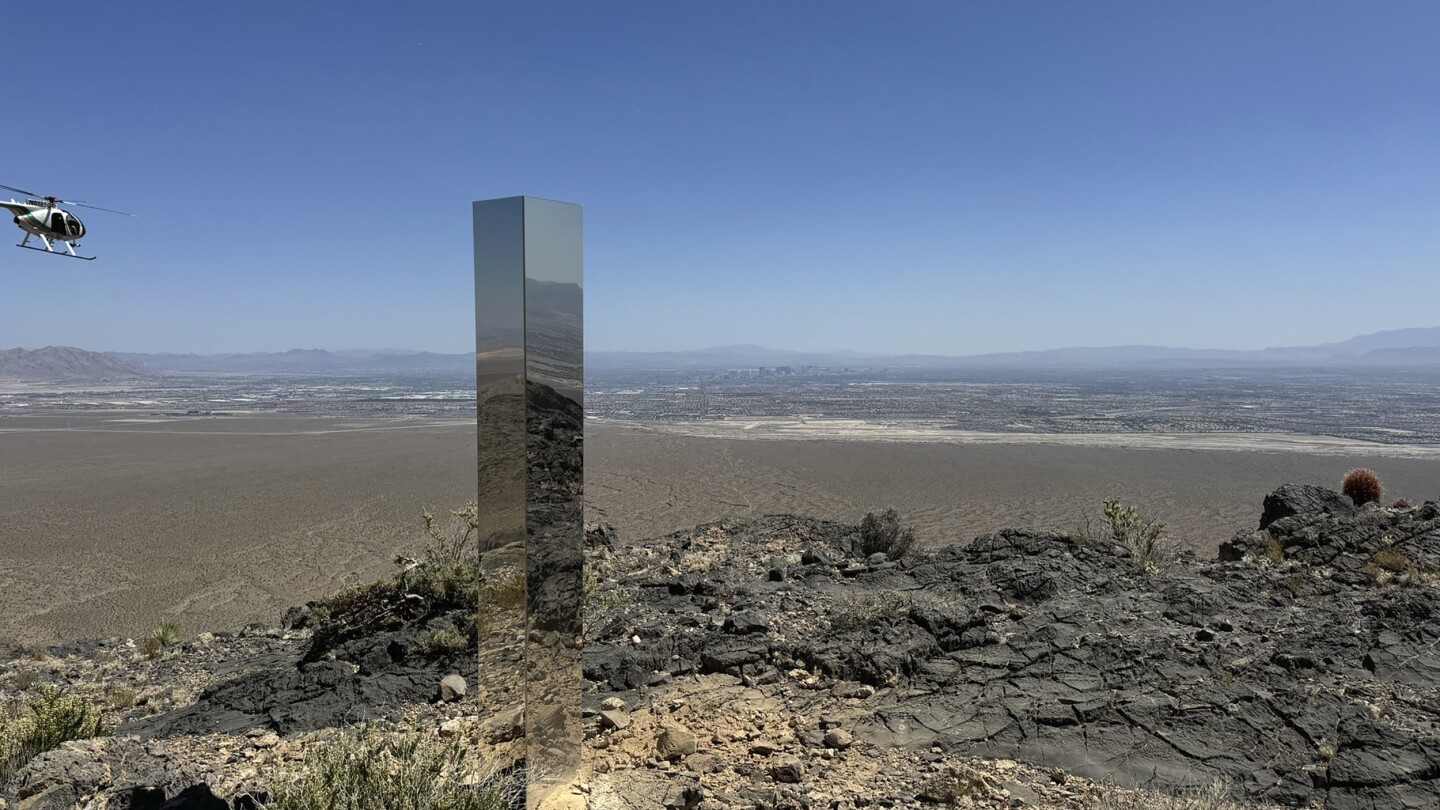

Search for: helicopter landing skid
xmin=16 ymin=242 xmax=95 ymax=260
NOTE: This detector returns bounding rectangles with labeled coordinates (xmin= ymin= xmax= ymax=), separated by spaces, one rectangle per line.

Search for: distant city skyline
xmin=2 ymin=2 xmax=1437 ymax=355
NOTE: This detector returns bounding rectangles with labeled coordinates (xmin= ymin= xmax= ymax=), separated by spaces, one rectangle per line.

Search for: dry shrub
xmin=1342 ymin=468 xmax=1383 ymax=506
xmin=258 ymin=727 xmax=522 ymax=810
xmin=1100 ymin=498 xmax=1180 ymax=576
xmin=859 ymin=508 xmax=919 ymax=560
xmin=1391 ymin=498 xmax=1414 ymax=510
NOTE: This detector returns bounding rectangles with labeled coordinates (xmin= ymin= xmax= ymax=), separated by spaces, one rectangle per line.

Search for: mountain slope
xmin=0 ymin=346 xmax=150 ymax=381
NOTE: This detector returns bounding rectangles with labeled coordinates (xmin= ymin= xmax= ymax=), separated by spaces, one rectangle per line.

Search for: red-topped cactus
xmin=1342 ymin=468 xmax=1383 ymax=506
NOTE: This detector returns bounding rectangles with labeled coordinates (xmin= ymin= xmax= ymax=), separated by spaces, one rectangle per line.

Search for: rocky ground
xmin=1 ymin=484 xmax=1437 ymax=809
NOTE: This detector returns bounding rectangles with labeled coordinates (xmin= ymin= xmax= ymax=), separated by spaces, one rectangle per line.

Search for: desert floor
xmin=5 ymin=412 xmax=1440 ymax=645
xmin=585 ymin=420 xmax=1440 ymax=555
xmin=0 ymin=412 xmax=475 ymax=646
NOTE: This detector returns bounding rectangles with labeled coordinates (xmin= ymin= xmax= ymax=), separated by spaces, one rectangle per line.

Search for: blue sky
xmin=1 ymin=2 xmax=1436 ymax=355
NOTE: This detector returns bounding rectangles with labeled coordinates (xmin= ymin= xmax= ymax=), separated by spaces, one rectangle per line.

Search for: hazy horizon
xmin=5 ymin=320 xmax=1440 ymax=361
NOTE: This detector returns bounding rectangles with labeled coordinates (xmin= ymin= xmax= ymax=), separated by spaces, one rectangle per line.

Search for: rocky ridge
xmin=0 ymin=484 xmax=1435 ymax=808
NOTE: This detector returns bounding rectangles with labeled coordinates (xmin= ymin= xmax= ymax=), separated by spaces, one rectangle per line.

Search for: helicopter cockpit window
xmin=49 ymin=212 xmax=65 ymax=232
xmin=67 ymin=218 xmax=82 ymax=237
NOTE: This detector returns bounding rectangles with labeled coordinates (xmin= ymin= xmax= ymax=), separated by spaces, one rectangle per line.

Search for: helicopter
xmin=0 ymin=183 xmax=134 ymax=261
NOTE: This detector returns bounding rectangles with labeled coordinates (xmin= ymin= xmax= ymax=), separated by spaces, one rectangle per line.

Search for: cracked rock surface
xmin=582 ymin=486 xmax=1440 ymax=809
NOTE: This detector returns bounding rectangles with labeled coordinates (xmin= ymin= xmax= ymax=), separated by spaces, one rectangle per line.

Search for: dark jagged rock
xmin=1262 ymin=482 xmax=1359 ymax=529
xmin=584 ymin=486 xmax=1440 ymax=809
xmin=4 ymin=737 xmax=195 ymax=810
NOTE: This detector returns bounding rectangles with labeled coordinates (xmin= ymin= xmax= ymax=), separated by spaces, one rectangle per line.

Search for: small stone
xmin=439 ymin=718 xmax=463 ymax=738
xmin=750 ymin=740 xmax=782 ymax=755
xmin=824 ymin=729 xmax=854 ymax=750
xmin=657 ymin=721 xmax=699 ymax=761
xmin=600 ymin=696 xmax=628 ymax=712
xmin=599 ymin=709 xmax=631 ymax=730
xmin=770 ymin=755 xmax=806 ymax=783
xmin=439 ymin=673 xmax=468 ymax=702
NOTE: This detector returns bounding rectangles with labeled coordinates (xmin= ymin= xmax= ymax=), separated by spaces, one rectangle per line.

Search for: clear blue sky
xmin=2 ymin=2 xmax=1436 ymax=355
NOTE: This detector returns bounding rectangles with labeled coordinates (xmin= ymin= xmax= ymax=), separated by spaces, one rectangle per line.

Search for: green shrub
xmin=259 ymin=728 xmax=522 ymax=810
xmin=859 ymin=508 xmax=919 ymax=560
xmin=151 ymin=622 xmax=182 ymax=648
xmin=1342 ymin=468 xmax=1383 ymax=506
xmin=1100 ymin=498 xmax=1179 ymax=575
xmin=0 ymin=685 xmax=110 ymax=783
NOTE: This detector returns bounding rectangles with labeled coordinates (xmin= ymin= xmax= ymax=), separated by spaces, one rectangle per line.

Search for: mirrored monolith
xmin=474 ymin=196 xmax=583 ymax=808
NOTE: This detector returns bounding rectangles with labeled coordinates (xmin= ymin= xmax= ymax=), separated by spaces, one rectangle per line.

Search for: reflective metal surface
xmin=474 ymin=197 xmax=583 ymax=807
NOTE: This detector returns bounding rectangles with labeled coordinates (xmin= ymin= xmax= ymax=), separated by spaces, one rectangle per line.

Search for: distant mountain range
xmin=5 ymin=326 xmax=1440 ymax=382
xmin=590 ymin=326 xmax=1440 ymax=370
xmin=109 ymin=348 xmax=475 ymax=375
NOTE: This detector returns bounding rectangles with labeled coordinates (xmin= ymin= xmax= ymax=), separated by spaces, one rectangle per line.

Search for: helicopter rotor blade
xmin=70 ymin=202 xmax=137 ymax=217
xmin=0 ymin=183 xmax=41 ymax=198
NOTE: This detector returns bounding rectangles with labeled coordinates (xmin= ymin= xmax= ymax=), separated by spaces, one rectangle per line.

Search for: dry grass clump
xmin=139 ymin=637 xmax=164 ymax=660
xmin=414 ymin=624 xmax=470 ymax=656
xmin=106 ymin=686 xmax=139 ymax=711
xmin=9 ymin=670 xmax=38 ymax=692
xmin=1342 ymin=468 xmax=1383 ymax=506
xmin=258 ymin=728 xmax=522 ymax=810
xmin=827 ymin=590 xmax=910 ymax=634
xmin=1263 ymin=532 xmax=1286 ymax=565
xmin=481 ymin=567 xmax=526 ymax=612
xmin=859 ymin=508 xmax=919 ymax=560
xmin=0 ymin=685 xmax=110 ymax=783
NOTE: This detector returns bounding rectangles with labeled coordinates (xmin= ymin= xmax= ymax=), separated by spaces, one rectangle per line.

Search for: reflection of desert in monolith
xmin=522 ymin=198 xmax=584 ymax=806
xmin=475 ymin=197 xmax=531 ymax=782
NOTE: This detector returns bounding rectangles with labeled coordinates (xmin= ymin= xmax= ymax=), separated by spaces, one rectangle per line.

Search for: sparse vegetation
xmin=1084 ymin=780 xmax=1252 ymax=809
xmin=259 ymin=728 xmax=522 ymax=810
xmin=1284 ymin=574 xmax=1308 ymax=598
xmin=106 ymin=686 xmax=139 ymax=711
xmin=413 ymin=624 xmax=470 ymax=656
xmin=0 ymin=685 xmax=110 ymax=784
xmin=859 ymin=508 xmax=919 ymax=560
xmin=309 ymin=505 xmax=483 ymax=656
xmin=1391 ymin=498 xmax=1414 ymax=510
xmin=1342 ymin=468 xmax=1383 ymax=506
xmin=1365 ymin=542 xmax=1419 ymax=586
xmin=827 ymin=590 xmax=910 ymax=634
xmin=139 ymin=636 xmax=164 ymax=660
xmin=151 ymin=621 xmax=183 ymax=648
xmin=1098 ymin=498 xmax=1180 ymax=575
xmin=1264 ymin=532 xmax=1286 ymax=565
xmin=9 ymin=670 xmax=37 ymax=692
xmin=481 ymin=566 xmax=526 ymax=612
xmin=422 ymin=502 xmax=478 ymax=567
xmin=582 ymin=565 xmax=630 ymax=615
